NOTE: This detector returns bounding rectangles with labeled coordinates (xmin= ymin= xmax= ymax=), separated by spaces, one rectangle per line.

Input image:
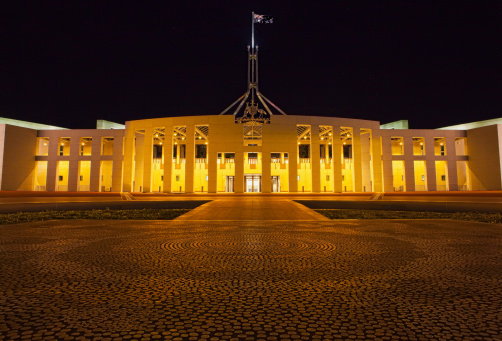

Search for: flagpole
xmin=251 ymin=11 xmax=255 ymax=49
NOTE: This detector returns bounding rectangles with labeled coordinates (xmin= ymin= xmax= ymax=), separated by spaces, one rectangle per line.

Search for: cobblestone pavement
xmin=0 ymin=219 xmax=501 ymax=340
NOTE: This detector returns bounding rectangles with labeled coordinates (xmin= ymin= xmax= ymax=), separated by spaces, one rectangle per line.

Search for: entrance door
xmin=225 ymin=176 xmax=234 ymax=192
xmin=271 ymin=176 xmax=280 ymax=192
xmin=245 ymin=175 xmax=261 ymax=192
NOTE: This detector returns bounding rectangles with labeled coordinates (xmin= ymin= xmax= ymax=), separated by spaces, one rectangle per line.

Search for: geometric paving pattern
xmin=0 ymin=219 xmax=501 ymax=340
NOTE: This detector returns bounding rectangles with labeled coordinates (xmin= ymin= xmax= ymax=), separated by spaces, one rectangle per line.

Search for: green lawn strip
xmin=0 ymin=209 xmax=191 ymax=225
xmin=315 ymin=209 xmax=502 ymax=224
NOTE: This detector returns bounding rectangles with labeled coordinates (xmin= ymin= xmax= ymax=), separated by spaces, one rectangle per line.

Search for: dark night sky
xmin=0 ymin=1 xmax=501 ymax=129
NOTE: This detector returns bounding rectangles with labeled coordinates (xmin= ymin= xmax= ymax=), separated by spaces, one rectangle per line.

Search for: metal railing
xmin=78 ymin=185 xmax=90 ymax=192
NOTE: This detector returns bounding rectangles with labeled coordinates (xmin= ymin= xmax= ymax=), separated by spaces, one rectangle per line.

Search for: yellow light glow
xmin=174 ymin=133 xmax=177 ymax=136
xmin=81 ymin=142 xmax=85 ymax=145
xmin=159 ymin=142 xmax=162 ymax=145
xmin=343 ymin=142 xmax=346 ymax=145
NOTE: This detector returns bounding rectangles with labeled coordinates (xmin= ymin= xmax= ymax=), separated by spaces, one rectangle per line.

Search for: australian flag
xmin=253 ymin=13 xmax=273 ymax=24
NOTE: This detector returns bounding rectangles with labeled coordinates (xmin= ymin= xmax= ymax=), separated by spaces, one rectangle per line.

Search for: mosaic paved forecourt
xmin=1 ymin=218 xmax=501 ymax=340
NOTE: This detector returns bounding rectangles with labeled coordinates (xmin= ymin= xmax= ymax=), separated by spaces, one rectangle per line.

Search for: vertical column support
xmin=235 ymin=152 xmax=244 ymax=193
xmin=185 ymin=125 xmax=195 ymax=193
xmin=111 ymin=135 xmax=124 ymax=192
xmin=372 ymin=132 xmax=384 ymax=192
xmin=289 ymin=140 xmax=298 ymax=193
xmin=425 ymin=136 xmax=437 ymax=191
xmin=208 ymin=147 xmax=218 ymax=193
xmin=68 ymin=137 xmax=79 ymax=191
xmin=381 ymin=136 xmax=393 ymax=192
xmin=446 ymin=137 xmax=458 ymax=191
xmin=333 ymin=125 xmax=343 ymax=193
xmin=142 ymin=127 xmax=153 ymax=193
xmin=353 ymin=128 xmax=363 ymax=192
xmin=262 ymin=151 xmax=271 ymax=193
xmin=89 ymin=138 xmax=101 ymax=192
xmin=46 ymin=136 xmax=59 ymax=191
xmin=403 ymin=136 xmax=415 ymax=191
xmin=311 ymin=124 xmax=321 ymax=193
xmin=122 ymin=125 xmax=135 ymax=192
xmin=163 ymin=126 xmax=173 ymax=193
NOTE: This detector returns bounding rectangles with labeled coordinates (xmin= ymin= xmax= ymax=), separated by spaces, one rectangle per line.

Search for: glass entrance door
xmin=271 ymin=176 xmax=280 ymax=192
xmin=245 ymin=175 xmax=261 ymax=192
xmin=225 ymin=176 xmax=234 ymax=192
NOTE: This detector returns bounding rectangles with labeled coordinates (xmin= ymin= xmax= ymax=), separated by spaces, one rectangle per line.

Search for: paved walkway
xmin=1 ymin=219 xmax=500 ymax=340
xmin=175 ymin=197 xmax=330 ymax=221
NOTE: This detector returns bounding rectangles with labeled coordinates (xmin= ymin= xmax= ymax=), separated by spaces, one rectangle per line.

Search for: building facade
xmin=0 ymin=115 xmax=501 ymax=193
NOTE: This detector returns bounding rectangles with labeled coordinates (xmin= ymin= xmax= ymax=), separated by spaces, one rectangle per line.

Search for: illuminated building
xmin=0 ymin=116 xmax=501 ymax=193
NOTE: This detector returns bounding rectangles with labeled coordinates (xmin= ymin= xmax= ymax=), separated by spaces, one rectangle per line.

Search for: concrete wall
xmin=466 ymin=125 xmax=502 ymax=190
xmin=0 ymin=125 xmax=38 ymax=190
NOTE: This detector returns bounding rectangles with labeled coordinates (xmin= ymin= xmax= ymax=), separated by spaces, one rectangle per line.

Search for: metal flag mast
xmin=219 ymin=11 xmax=286 ymax=123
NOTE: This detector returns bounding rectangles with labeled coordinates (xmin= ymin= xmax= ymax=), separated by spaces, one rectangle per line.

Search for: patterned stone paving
xmin=0 ymin=219 xmax=501 ymax=340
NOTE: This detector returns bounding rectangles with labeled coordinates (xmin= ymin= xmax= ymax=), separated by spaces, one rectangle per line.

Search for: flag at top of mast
xmin=253 ymin=13 xmax=273 ymax=24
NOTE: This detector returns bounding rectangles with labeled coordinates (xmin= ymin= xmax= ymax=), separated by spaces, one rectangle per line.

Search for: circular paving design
xmin=0 ymin=219 xmax=501 ymax=340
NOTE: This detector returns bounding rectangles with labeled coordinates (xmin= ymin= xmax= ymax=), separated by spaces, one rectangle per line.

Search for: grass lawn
xmin=315 ymin=209 xmax=502 ymax=224
xmin=0 ymin=209 xmax=190 ymax=225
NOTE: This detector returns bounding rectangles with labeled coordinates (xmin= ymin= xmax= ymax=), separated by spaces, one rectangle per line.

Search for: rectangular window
xmin=101 ymin=137 xmax=114 ymax=156
xmin=441 ymin=175 xmax=446 ymax=181
xmin=161 ymin=175 xmax=164 ymax=181
xmin=36 ymin=137 xmax=49 ymax=156
xmin=80 ymin=175 xmax=83 ymax=181
xmin=299 ymin=145 xmax=310 ymax=158
xmin=297 ymin=175 xmax=300 ymax=181
xmin=58 ymin=137 xmax=70 ymax=156
xmin=284 ymin=153 xmax=288 ymax=159
xmin=153 ymin=144 xmax=163 ymax=158
xmin=326 ymin=175 xmax=330 ymax=181
xmin=224 ymin=152 xmax=235 ymax=159
xmin=248 ymin=152 xmax=258 ymax=158
xmin=328 ymin=145 xmax=332 ymax=158
xmin=176 ymin=175 xmax=180 ymax=181
xmin=173 ymin=145 xmax=177 ymax=158
xmin=206 ymin=175 xmax=209 ymax=181
xmin=343 ymin=145 xmax=352 ymax=158
xmin=59 ymin=175 xmax=63 ymax=181
xmin=180 ymin=145 xmax=186 ymax=158
xmin=320 ymin=144 xmax=326 ymax=158
xmin=196 ymin=144 xmax=207 ymax=158
xmin=342 ymin=175 xmax=345 ymax=181
xmin=271 ymin=152 xmax=281 ymax=159
xmin=421 ymin=175 xmax=425 ymax=181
